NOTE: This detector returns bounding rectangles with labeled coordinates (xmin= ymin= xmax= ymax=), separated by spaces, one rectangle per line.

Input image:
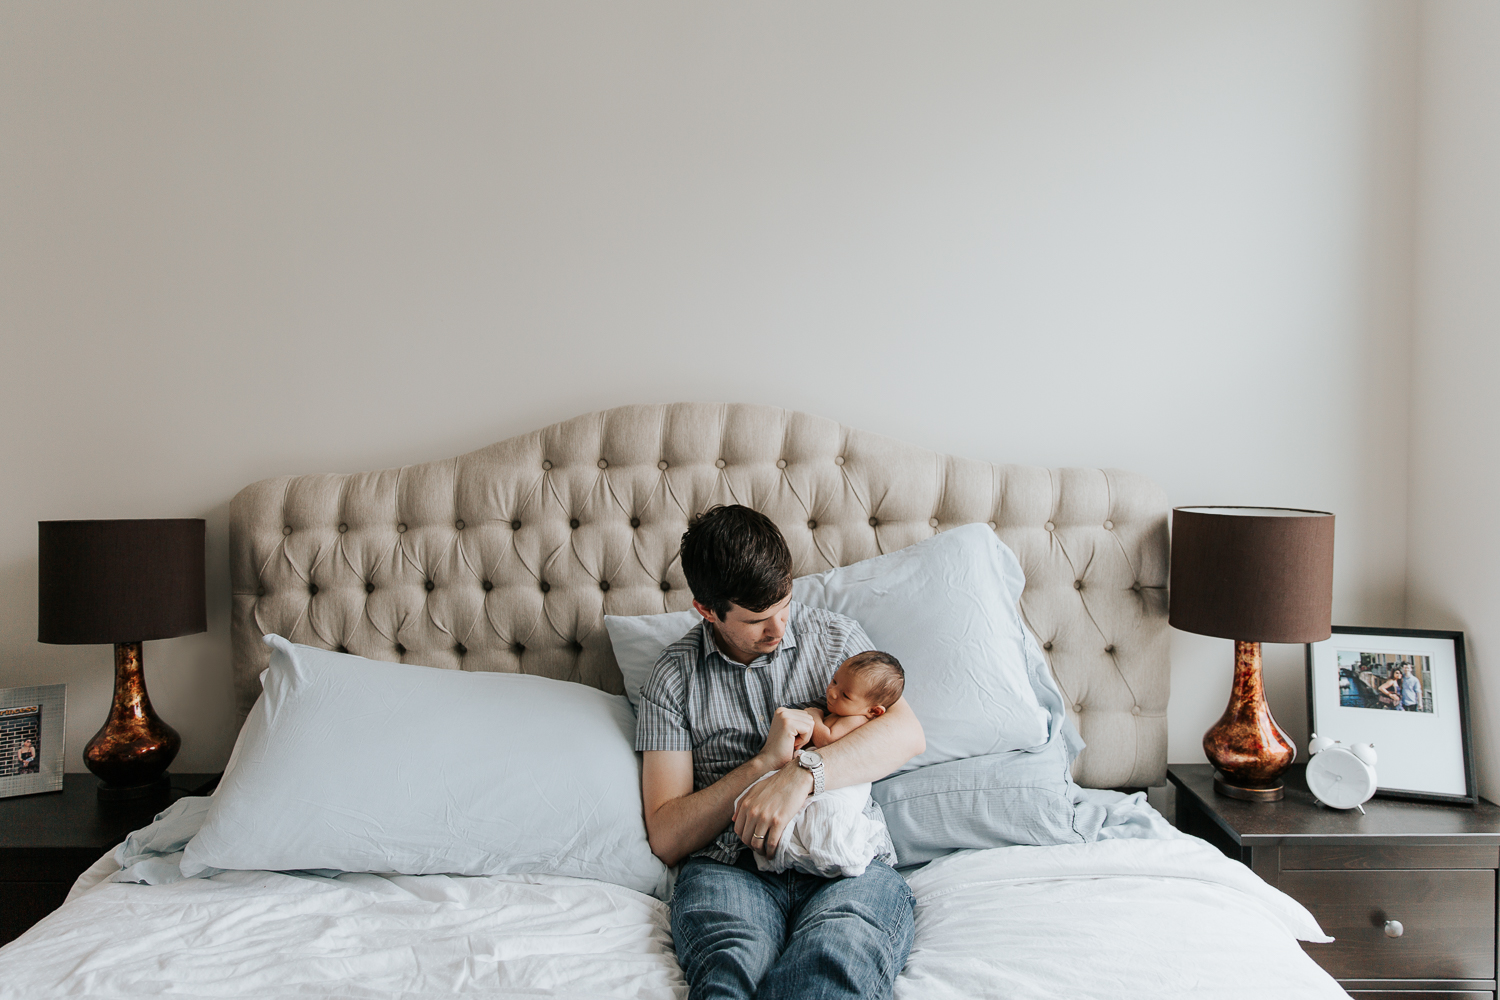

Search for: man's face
xmin=695 ymin=593 xmax=792 ymax=665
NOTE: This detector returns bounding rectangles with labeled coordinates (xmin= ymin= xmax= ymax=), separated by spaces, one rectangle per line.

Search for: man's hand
xmin=757 ymin=706 xmax=816 ymax=768
xmin=733 ymin=762 xmax=814 ymax=857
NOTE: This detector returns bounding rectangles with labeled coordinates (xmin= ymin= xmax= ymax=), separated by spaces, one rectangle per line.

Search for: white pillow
xmin=182 ymin=635 xmax=670 ymax=897
xmin=605 ymin=523 xmax=1061 ymax=771
xmin=605 ymin=610 xmax=701 ymax=709
xmin=793 ymin=522 xmax=1051 ymax=769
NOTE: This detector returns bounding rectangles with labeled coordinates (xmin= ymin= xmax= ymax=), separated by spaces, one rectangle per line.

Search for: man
xmin=636 ymin=505 xmax=925 ymax=999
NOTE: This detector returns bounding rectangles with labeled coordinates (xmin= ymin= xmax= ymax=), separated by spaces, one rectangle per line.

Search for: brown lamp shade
xmin=38 ymin=519 xmax=207 ymax=645
xmin=1169 ymin=507 xmax=1335 ymax=644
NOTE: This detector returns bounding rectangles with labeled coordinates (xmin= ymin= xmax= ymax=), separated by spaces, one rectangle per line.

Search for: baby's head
xmin=826 ymin=650 xmax=905 ymax=719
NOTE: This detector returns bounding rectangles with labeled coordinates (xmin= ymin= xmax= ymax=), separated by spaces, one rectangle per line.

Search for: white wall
xmin=1408 ymin=1 xmax=1500 ymax=801
xmin=0 ymin=1 xmax=1415 ymax=774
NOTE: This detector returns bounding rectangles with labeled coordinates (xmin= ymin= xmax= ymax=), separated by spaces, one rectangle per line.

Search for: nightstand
xmin=1169 ymin=763 xmax=1500 ymax=999
xmin=0 ymin=772 xmax=213 ymax=945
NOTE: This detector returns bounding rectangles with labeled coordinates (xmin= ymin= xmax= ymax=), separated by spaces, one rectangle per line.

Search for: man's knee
xmin=796 ymin=864 xmax=915 ymax=970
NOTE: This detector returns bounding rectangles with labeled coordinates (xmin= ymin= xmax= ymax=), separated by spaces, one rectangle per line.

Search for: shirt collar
xmin=697 ymin=602 xmax=799 ymax=669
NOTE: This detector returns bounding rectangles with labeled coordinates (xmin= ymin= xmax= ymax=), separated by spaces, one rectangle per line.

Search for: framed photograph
xmin=1306 ymin=627 xmax=1474 ymax=805
xmin=0 ymin=683 xmax=67 ymax=798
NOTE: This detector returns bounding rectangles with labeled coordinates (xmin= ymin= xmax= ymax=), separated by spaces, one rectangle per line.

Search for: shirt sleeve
xmin=841 ymin=617 xmax=877 ymax=659
xmin=635 ymin=653 xmax=692 ymax=752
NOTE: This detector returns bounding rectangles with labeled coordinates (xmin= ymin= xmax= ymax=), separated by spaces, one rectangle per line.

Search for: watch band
xmin=797 ymin=749 xmax=825 ymax=795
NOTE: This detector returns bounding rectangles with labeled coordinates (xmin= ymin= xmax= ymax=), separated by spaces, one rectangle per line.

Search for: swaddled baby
xmin=736 ymin=651 xmax=904 ymax=878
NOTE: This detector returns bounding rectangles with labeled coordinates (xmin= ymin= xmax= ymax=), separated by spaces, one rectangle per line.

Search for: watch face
xmin=799 ymin=749 xmax=822 ymax=767
xmin=1307 ymin=748 xmax=1375 ymax=809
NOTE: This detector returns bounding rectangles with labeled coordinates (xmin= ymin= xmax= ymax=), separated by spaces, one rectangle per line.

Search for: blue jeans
xmin=671 ymin=853 xmax=915 ymax=1000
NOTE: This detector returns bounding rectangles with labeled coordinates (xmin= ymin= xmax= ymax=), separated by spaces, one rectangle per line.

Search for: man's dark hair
xmin=843 ymin=650 xmax=905 ymax=708
xmin=680 ymin=505 xmax=792 ymax=620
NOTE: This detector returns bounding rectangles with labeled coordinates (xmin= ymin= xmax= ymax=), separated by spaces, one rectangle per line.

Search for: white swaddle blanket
xmin=734 ymin=772 xmax=896 ymax=878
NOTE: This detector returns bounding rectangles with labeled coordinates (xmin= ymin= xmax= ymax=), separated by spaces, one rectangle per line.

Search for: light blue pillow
xmin=183 ymin=636 xmax=670 ymax=897
xmin=605 ymin=524 xmax=1082 ymax=768
xmin=792 ymin=523 xmax=1054 ymax=770
xmin=872 ymin=727 xmax=1096 ymax=866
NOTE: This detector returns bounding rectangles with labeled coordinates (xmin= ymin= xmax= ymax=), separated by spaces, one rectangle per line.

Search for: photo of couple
xmin=1336 ymin=650 xmax=1432 ymax=714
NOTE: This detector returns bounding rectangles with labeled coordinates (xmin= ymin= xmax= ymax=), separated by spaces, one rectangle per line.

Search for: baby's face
xmin=825 ymin=664 xmax=882 ymax=719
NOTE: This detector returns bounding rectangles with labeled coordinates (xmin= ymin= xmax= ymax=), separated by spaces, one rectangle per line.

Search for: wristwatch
xmin=796 ymin=748 xmax=825 ymax=795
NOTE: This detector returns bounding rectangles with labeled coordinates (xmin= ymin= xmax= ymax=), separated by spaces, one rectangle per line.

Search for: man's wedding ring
xmin=752 ymin=835 xmax=765 ymax=841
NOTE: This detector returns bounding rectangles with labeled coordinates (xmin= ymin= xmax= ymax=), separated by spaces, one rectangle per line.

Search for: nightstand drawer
xmin=1282 ymin=845 xmax=1500 ymax=871
xmin=1287 ymin=868 xmax=1495 ymax=980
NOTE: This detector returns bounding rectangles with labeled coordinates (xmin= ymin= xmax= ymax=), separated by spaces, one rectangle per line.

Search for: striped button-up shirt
xmin=635 ymin=601 xmax=875 ymax=863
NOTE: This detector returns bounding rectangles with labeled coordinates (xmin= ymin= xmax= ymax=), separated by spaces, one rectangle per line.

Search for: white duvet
xmin=0 ymin=838 xmax=1346 ymax=999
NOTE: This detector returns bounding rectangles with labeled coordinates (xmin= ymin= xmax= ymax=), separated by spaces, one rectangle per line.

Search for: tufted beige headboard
xmin=230 ymin=403 xmax=1170 ymax=788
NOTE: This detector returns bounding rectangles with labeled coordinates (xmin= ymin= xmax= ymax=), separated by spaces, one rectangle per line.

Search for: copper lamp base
xmin=1204 ymin=640 xmax=1295 ymax=805
xmin=83 ymin=642 xmax=180 ymax=800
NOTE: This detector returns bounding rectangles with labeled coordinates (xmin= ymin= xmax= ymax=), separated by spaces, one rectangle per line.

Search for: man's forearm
xmin=646 ymin=754 xmax=777 ymax=866
xmin=816 ymin=698 xmax=925 ymax=791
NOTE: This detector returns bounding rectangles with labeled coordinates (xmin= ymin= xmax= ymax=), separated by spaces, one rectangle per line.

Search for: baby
xmin=805 ymin=650 xmax=906 ymax=748
xmin=735 ymin=650 xmax=905 ymax=878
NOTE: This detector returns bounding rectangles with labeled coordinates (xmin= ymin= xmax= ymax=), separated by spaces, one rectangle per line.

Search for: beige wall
xmin=0 ymin=2 xmax=1415 ymax=774
xmin=1408 ymin=1 xmax=1500 ymax=800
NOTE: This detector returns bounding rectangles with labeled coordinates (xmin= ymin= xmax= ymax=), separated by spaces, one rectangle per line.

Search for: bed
xmin=0 ymin=403 xmax=1348 ymax=998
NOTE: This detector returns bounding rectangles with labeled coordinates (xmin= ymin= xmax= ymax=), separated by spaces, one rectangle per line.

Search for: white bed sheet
xmin=0 ymin=836 xmax=1347 ymax=1000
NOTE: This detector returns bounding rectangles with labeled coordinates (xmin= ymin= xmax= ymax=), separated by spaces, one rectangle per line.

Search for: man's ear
xmin=690 ymin=598 xmax=719 ymax=623
xmin=869 ymin=705 xmax=887 ymax=718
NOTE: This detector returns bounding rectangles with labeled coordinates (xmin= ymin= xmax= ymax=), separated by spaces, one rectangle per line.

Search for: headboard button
xmin=455 ymin=519 xmax=465 ymax=530
xmin=336 ymin=645 xmax=348 ymax=654
xmin=482 ymin=580 xmax=493 ymax=592
xmin=1074 ymin=703 xmax=1083 ymax=713
xmin=807 ymin=519 xmax=817 ymax=530
xmin=395 ymin=643 xmax=406 ymax=655
xmin=715 ymin=459 xmax=727 ymax=469
xmin=513 ymin=643 xmax=526 ymax=655
xmin=256 ymin=585 xmax=266 ymax=597
xmin=658 ymin=460 xmax=669 ymax=471
xmin=776 ymin=459 xmax=787 ymax=469
xmin=337 ymin=523 xmax=348 ymax=533
xmin=1105 ymin=644 xmax=1116 ymax=654
xmin=1042 ymin=641 xmax=1053 ymax=651
xmin=1045 ymin=521 xmax=1055 ymax=532
xmin=397 ymin=523 xmax=407 ymax=533
xmin=1131 ymin=705 xmax=1141 ymax=715
xmin=1074 ymin=580 xmax=1084 ymax=590
xmin=540 ymin=581 xmax=551 ymax=593
xmin=364 ymin=582 xmax=375 ymax=594
xmin=424 ymin=580 xmax=434 ymax=592
xmin=570 ymin=518 xmax=580 ymax=529
xmin=511 ymin=519 xmax=521 ymax=530
xmin=282 ymin=525 xmax=292 ymax=536
xmin=660 ymin=580 xmax=671 ymax=591
xmin=455 ymin=643 xmax=467 ymax=656
xmin=599 ymin=580 xmax=610 ymax=592
xmin=835 ymin=456 xmax=845 ymax=466
xmin=630 ymin=517 xmax=641 ymax=528
xmin=308 ymin=583 xmax=318 ymax=596
xmin=542 ymin=460 xmax=552 ymax=471
xmin=597 ymin=459 xmax=608 ymax=469
xmin=928 ymin=518 xmax=939 ymax=528
xmin=1104 ymin=520 xmax=1114 ymax=530
xmin=869 ymin=517 xmax=879 ymax=527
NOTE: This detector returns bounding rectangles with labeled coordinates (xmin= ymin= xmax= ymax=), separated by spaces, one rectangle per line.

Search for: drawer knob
xmin=1383 ymin=920 xmax=1404 ymax=939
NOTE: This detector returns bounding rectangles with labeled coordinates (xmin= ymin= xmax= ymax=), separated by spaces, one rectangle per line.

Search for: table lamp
xmin=1169 ymin=506 xmax=1334 ymax=802
xmin=37 ymin=519 xmax=206 ymax=800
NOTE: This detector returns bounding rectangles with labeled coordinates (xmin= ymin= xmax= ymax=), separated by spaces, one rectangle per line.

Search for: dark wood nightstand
xmin=0 ymin=772 xmax=214 ymax=945
xmin=1169 ymin=763 xmax=1500 ymax=999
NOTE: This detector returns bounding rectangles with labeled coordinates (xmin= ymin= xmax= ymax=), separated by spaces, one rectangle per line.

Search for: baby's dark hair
xmin=843 ymin=650 xmax=905 ymax=707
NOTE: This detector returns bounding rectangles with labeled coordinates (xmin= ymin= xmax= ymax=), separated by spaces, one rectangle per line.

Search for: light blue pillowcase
xmin=183 ymin=636 xmax=671 ymax=897
xmin=872 ymin=726 xmax=1096 ymax=866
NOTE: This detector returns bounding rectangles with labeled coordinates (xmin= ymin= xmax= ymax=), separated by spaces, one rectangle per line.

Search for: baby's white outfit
xmin=734 ymin=772 xmax=896 ymax=878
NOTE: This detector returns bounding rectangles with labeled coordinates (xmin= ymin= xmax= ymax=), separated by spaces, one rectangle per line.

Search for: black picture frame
xmin=1305 ymin=626 xmax=1475 ymax=806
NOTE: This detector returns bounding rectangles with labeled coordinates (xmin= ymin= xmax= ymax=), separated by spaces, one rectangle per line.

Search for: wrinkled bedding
xmin=0 ymin=791 xmax=1347 ymax=999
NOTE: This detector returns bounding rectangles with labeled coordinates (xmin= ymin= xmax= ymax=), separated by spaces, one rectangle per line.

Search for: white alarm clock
xmin=1305 ymin=734 xmax=1378 ymax=813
